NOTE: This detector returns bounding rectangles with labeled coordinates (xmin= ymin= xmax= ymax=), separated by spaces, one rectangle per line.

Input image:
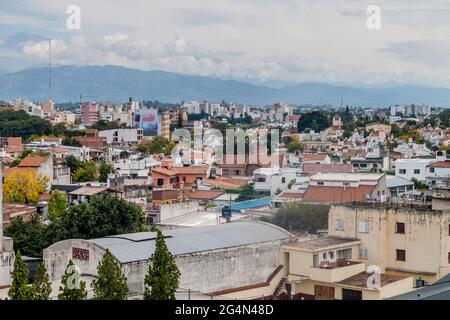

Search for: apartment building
xmin=302 ymin=172 xmax=389 ymax=204
xmin=327 ymin=203 xmax=450 ymax=285
xmin=394 ymin=158 xmax=436 ymax=182
xmin=80 ymin=103 xmax=99 ymax=126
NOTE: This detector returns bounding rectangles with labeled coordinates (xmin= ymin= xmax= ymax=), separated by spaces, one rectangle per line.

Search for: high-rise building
xmin=80 ymin=103 xmax=99 ymax=126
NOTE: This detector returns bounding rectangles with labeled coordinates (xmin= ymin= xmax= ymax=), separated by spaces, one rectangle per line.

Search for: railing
xmin=342 ymin=201 xmax=432 ymax=210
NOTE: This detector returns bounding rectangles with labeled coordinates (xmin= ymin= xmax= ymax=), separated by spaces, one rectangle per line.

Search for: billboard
xmin=134 ymin=108 xmax=159 ymax=136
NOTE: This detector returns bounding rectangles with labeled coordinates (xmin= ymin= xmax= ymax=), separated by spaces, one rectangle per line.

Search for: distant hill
xmin=1 ymin=65 xmax=450 ymax=107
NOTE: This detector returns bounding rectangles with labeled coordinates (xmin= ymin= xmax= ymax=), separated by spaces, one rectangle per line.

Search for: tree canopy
xmin=297 ymin=111 xmax=331 ymax=133
xmin=58 ymin=260 xmax=87 ymax=300
xmin=262 ymin=203 xmax=329 ymax=234
xmin=144 ymin=227 xmax=180 ymax=300
xmin=3 ymin=169 xmax=48 ymax=205
xmin=92 ymin=249 xmax=129 ymax=300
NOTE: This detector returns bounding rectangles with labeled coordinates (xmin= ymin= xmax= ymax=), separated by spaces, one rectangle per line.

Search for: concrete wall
xmin=43 ymin=238 xmax=290 ymax=297
xmin=328 ymin=204 xmax=450 ymax=283
xmin=160 ymin=201 xmax=200 ymax=222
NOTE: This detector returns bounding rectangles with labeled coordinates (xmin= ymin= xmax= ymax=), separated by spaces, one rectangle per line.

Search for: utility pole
xmin=48 ymin=39 xmax=52 ymax=101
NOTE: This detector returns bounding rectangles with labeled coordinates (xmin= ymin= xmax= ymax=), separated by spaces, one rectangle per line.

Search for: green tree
xmin=297 ymin=111 xmax=331 ymax=133
xmin=48 ymin=190 xmax=67 ymax=219
xmin=31 ymin=263 xmax=52 ymax=300
xmin=136 ymin=136 xmax=173 ymax=155
xmin=4 ymin=215 xmax=48 ymax=258
xmin=98 ymin=162 xmax=114 ymax=183
xmin=262 ymin=203 xmax=329 ymax=234
xmin=72 ymin=161 xmax=98 ymax=182
xmin=144 ymin=227 xmax=180 ymax=300
xmin=58 ymin=260 xmax=87 ymax=300
xmin=8 ymin=251 xmax=33 ymax=300
xmin=63 ymin=155 xmax=82 ymax=174
xmin=411 ymin=177 xmax=428 ymax=190
xmin=92 ymin=249 xmax=128 ymax=300
xmin=46 ymin=193 xmax=147 ymax=243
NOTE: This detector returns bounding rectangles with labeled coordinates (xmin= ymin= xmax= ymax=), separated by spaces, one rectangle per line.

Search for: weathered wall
xmin=328 ymin=204 xmax=450 ymax=283
xmin=44 ymin=238 xmax=289 ymax=296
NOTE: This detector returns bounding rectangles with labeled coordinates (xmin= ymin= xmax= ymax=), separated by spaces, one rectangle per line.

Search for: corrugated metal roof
xmin=88 ymin=222 xmax=291 ymax=263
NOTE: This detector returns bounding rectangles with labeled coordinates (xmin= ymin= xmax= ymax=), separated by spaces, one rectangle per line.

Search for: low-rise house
xmin=114 ymin=156 xmax=159 ymax=178
xmin=385 ymin=175 xmax=415 ymax=199
xmin=302 ymin=172 xmax=389 ymax=204
xmin=68 ymin=186 xmax=110 ymax=205
xmin=281 ymin=237 xmax=413 ymax=300
xmin=327 ymin=203 xmax=450 ymax=285
xmin=151 ymin=161 xmax=209 ymax=188
xmin=426 ymin=161 xmax=450 ymax=187
xmin=395 ymin=158 xmax=436 ymax=183
xmin=98 ymin=128 xmax=143 ymax=145
xmin=301 ymin=153 xmax=331 ymax=164
xmin=252 ymin=167 xmax=299 ymax=196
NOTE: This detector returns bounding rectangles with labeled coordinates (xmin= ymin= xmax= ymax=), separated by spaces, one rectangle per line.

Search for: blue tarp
xmin=226 ymin=196 xmax=272 ymax=212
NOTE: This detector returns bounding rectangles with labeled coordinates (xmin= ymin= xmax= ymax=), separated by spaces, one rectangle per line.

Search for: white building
xmin=394 ymin=158 xmax=436 ymax=182
xmin=98 ymin=128 xmax=143 ymax=145
xmin=252 ymin=167 xmax=299 ymax=195
xmin=114 ymin=156 xmax=160 ymax=177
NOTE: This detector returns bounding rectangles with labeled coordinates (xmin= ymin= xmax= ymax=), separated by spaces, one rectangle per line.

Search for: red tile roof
xmin=152 ymin=166 xmax=209 ymax=176
xmin=18 ymin=155 xmax=48 ymax=167
xmin=302 ymin=163 xmax=353 ymax=176
xmin=302 ymin=153 xmax=327 ymax=162
xmin=429 ymin=161 xmax=450 ymax=168
xmin=302 ymin=185 xmax=376 ymax=204
xmin=185 ymin=190 xmax=224 ymax=200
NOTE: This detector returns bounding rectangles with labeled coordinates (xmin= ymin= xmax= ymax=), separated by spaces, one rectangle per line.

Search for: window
xmin=399 ymin=169 xmax=406 ymax=174
xmin=317 ymin=181 xmax=324 ymax=186
xmin=322 ymin=252 xmax=327 ymax=260
xmin=396 ymin=222 xmax=405 ymax=234
xmin=448 ymin=224 xmax=450 ymax=236
xmin=282 ymin=177 xmax=286 ymax=183
xmin=414 ymin=169 xmax=420 ymax=174
xmin=448 ymin=252 xmax=450 ymax=264
xmin=343 ymin=182 xmax=350 ymax=187
xmin=335 ymin=219 xmax=344 ymax=231
xmin=396 ymin=249 xmax=406 ymax=261
xmin=358 ymin=221 xmax=369 ymax=233
xmin=337 ymin=248 xmax=352 ymax=260
xmin=430 ymin=167 xmax=435 ymax=173
xmin=235 ymin=170 xmax=241 ymax=175
xmin=359 ymin=248 xmax=368 ymax=259
xmin=416 ymin=279 xmax=426 ymax=288
xmin=329 ymin=251 xmax=334 ymax=259
xmin=223 ymin=169 xmax=229 ymax=175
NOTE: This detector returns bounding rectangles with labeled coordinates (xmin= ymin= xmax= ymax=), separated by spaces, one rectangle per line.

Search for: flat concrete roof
xmin=284 ymin=237 xmax=360 ymax=251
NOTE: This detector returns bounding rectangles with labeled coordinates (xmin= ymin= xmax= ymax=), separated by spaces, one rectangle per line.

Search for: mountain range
xmin=1 ymin=65 xmax=450 ymax=107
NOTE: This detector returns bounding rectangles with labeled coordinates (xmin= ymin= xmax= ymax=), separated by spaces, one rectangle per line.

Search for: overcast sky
xmin=1 ymin=0 xmax=450 ymax=87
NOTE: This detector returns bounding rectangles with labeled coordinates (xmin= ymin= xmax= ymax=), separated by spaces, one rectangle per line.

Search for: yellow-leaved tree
xmin=3 ymin=169 xmax=48 ymax=205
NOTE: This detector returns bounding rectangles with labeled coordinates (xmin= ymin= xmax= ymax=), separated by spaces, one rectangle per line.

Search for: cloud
xmin=0 ymin=0 xmax=449 ymax=87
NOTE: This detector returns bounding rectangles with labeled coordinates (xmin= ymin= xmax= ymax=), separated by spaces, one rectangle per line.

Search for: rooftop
xmin=284 ymin=237 xmax=360 ymax=251
xmin=18 ymin=155 xmax=48 ymax=167
xmin=85 ymin=221 xmax=293 ymax=263
xmin=337 ymin=272 xmax=408 ymax=289
xmin=69 ymin=186 xmax=109 ymax=196
xmin=309 ymin=172 xmax=383 ymax=182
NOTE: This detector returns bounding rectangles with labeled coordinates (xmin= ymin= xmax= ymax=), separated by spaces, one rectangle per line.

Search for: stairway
xmin=273 ymin=276 xmax=288 ymax=298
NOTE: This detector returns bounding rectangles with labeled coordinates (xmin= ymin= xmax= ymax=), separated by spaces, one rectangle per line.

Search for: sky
xmin=1 ymin=0 xmax=450 ymax=87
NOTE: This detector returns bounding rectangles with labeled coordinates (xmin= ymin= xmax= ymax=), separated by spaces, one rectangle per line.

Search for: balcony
xmin=309 ymin=260 xmax=366 ymax=283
